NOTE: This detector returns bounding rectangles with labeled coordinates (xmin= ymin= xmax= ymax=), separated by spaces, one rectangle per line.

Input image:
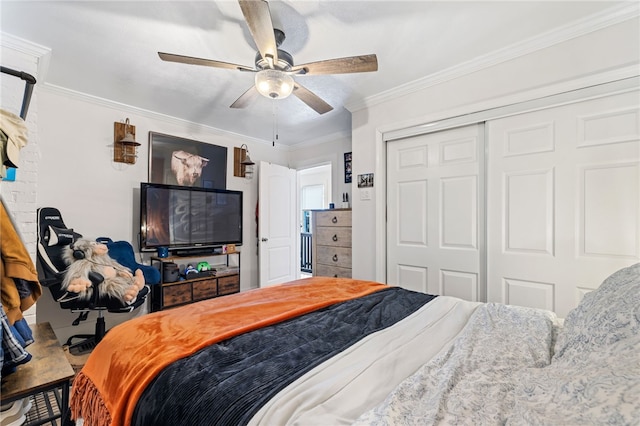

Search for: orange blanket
xmin=71 ymin=277 xmax=387 ymax=426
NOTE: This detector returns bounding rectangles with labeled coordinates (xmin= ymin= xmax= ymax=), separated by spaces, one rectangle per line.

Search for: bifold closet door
xmin=486 ymin=90 xmax=640 ymax=318
xmin=386 ymin=124 xmax=484 ymax=301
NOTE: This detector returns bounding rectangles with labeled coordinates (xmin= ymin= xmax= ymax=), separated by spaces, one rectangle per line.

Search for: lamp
xmin=255 ymin=69 xmax=294 ymax=100
xmin=113 ymin=118 xmax=140 ymax=164
xmin=233 ymin=144 xmax=255 ymax=179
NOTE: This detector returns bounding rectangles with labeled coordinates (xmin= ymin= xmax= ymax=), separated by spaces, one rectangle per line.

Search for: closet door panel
xmin=487 ymin=90 xmax=640 ymax=318
xmin=387 ymin=124 xmax=483 ymax=300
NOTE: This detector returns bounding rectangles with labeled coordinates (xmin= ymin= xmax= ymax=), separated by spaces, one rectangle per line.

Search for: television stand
xmin=149 ymin=251 xmax=240 ymax=312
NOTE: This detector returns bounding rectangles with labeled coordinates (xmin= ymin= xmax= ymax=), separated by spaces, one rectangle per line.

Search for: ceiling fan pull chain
xmin=272 ymin=103 xmax=275 ymax=146
xmin=272 ymin=102 xmax=279 ymax=147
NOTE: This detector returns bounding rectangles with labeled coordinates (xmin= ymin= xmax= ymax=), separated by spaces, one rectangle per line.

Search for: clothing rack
xmin=1 ymin=66 xmax=37 ymax=120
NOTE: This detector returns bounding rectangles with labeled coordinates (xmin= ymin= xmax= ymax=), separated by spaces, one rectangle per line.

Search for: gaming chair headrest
xmin=37 ymin=207 xmax=83 ymax=275
xmin=37 ymin=207 xmax=81 ymax=245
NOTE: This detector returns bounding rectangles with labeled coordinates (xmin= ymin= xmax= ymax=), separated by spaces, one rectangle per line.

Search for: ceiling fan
xmin=158 ymin=0 xmax=378 ymax=115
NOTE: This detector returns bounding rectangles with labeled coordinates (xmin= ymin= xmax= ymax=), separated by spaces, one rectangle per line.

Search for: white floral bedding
xmin=355 ymin=263 xmax=640 ymax=425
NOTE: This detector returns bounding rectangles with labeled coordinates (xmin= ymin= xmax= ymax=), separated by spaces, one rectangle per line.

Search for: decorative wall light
xmin=113 ymin=118 xmax=140 ymax=164
xmin=233 ymin=144 xmax=255 ymax=179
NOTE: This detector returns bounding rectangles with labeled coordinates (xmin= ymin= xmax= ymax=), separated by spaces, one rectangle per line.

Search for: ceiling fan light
xmin=255 ymin=69 xmax=294 ymax=100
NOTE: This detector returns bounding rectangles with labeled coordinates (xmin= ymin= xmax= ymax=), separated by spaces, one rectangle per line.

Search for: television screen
xmin=140 ymin=182 xmax=242 ymax=252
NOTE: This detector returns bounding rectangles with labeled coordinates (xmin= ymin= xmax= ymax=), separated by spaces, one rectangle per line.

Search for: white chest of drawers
xmin=312 ymin=209 xmax=352 ymax=278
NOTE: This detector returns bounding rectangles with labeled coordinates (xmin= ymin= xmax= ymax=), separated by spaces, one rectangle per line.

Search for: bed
xmin=70 ymin=264 xmax=640 ymax=426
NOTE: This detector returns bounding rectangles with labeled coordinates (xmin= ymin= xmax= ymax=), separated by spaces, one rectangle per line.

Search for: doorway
xmin=298 ymin=164 xmax=332 ymax=276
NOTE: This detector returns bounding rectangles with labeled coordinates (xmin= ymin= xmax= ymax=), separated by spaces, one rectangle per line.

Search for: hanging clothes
xmin=0 ymin=67 xmax=39 ymax=376
xmin=0 ymin=109 xmax=28 ymax=178
xmin=1 ymin=304 xmax=32 ymax=375
xmin=0 ymin=199 xmax=41 ymax=324
xmin=0 ymin=199 xmax=41 ymax=375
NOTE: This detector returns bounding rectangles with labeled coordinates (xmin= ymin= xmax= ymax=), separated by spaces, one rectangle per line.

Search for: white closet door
xmin=387 ymin=124 xmax=484 ymax=300
xmin=487 ymin=90 xmax=640 ymax=318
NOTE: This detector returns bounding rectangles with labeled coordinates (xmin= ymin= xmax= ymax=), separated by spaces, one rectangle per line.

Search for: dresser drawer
xmin=314 ymin=210 xmax=352 ymax=227
xmin=218 ymin=275 xmax=240 ymax=296
xmin=315 ymin=227 xmax=352 ymax=247
xmin=192 ymin=278 xmax=218 ymax=301
xmin=316 ymin=246 xmax=352 ymax=269
xmin=162 ymin=282 xmax=192 ymax=307
xmin=314 ymin=264 xmax=352 ymax=278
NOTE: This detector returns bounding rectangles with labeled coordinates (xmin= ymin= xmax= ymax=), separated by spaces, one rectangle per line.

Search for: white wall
xmin=351 ymin=17 xmax=640 ymax=281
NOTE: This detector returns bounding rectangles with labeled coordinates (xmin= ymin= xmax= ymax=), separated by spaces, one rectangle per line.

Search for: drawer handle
xmin=334 ymin=274 xmax=338 ymax=278
xmin=332 ymin=216 xmax=338 ymax=223
xmin=332 ymin=234 xmax=338 ymax=242
xmin=332 ymin=254 xmax=338 ymax=262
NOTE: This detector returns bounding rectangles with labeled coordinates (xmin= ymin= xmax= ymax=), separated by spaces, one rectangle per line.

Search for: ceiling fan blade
xmin=292 ymin=82 xmax=333 ymax=115
xmin=230 ymin=85 xmax=260 ymax=109
xmin=238 ymin=0 xmax=278 ymax=67
xmin=158 ymin=52 xmax=254 ymax=72
xmin=291 ymin=54 xmax=378 ymax=75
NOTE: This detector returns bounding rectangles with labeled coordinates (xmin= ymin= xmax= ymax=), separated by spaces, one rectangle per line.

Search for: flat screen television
xmin=139 ymin=182 xmax=243 ymax=253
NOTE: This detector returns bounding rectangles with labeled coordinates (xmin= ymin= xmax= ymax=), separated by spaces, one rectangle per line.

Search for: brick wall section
xmin=1 ymin=45 xmax=41 ymax=324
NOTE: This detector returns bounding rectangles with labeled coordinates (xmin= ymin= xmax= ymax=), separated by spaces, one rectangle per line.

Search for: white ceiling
xmin=0 ymin=1 xmax=628 ymax=146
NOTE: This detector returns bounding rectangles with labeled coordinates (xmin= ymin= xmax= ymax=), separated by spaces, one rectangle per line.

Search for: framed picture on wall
xmin=357 ymin=173 xmax=374 ymax=188
xmin=344 ymin=152 xmax=352 ymax=183
xmin=149 ymin=132 xmax=227 ymax=189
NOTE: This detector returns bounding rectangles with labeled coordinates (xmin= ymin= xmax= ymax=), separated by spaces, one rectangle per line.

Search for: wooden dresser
xmin=312 ymin=209 xmax=352 ymax=278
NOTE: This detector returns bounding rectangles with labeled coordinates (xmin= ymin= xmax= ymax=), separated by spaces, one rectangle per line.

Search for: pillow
xmin=46 ymin=225 xmax=75 ymax=246
xmin=553 ymin=262 xmax=640 ymax=359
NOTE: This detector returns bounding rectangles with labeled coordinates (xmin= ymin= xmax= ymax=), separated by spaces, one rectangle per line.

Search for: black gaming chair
xmin=36 ymin=207 xmax=150 ymax=355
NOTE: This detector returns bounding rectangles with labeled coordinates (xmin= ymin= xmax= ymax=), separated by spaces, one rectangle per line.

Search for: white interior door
xmin=487 ymin=90 xmax=640 ymax=318
xmin=258 ymin=161 xmax=297 ymax=287
xmin=386 ymin=124 xmax=484 ymax=300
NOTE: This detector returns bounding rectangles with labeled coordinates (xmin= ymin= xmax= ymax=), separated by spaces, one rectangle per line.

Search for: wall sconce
xmin=114 ymin=118 xmax=140 ymax=164
xmin=233 ymin=144 xmax=255 ymax=179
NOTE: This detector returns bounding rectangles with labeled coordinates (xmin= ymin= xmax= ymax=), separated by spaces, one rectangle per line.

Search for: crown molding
xmin=0 ymin=32 xmax=52 ymax=82
xmin=380 ymin=67 xmax=640 ymax=142
xmin=34 ymin=79 xmax=339 ymax=151
xmin=0 ymin=32 xmax=49 ymax=58
xmin=345 ymin=2 xmax=640 ymax=112
xmin=38 ymin=83 xmax=280 ymax=147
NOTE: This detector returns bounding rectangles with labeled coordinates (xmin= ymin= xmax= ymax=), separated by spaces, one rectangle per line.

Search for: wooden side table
xmin=1 ymin=322 xmax=75 ymax=425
